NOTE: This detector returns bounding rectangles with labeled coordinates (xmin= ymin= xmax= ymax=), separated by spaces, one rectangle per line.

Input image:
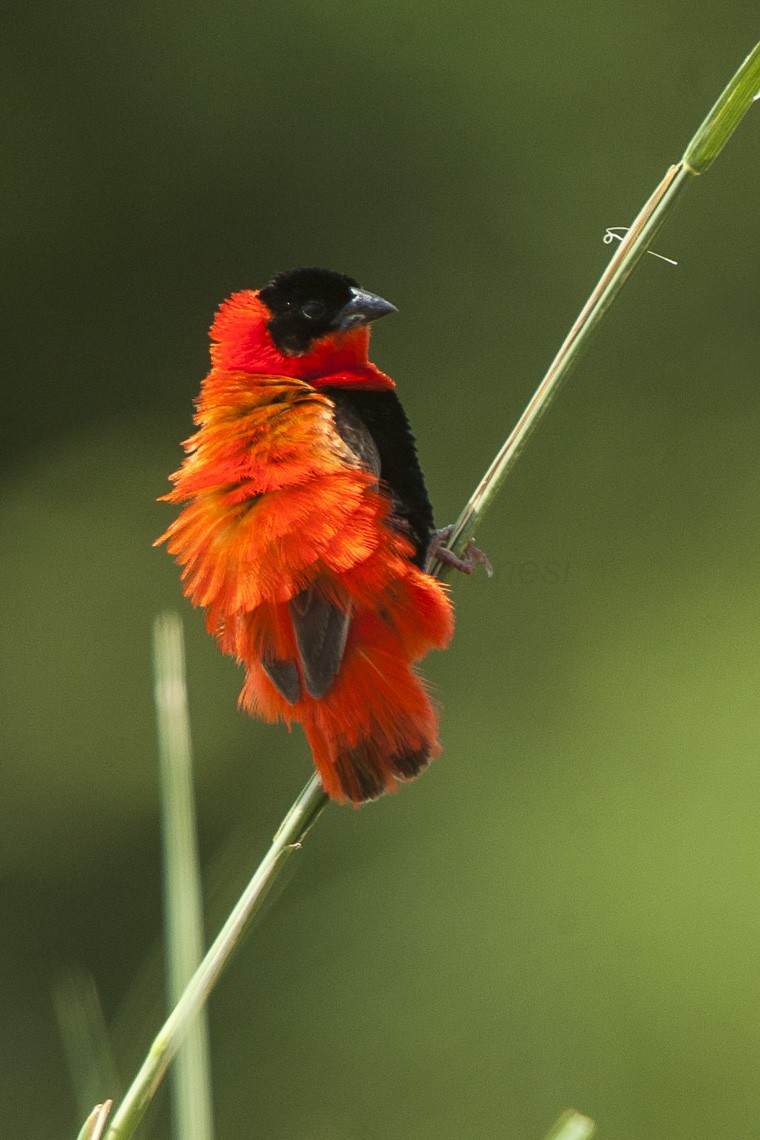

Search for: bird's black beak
xmin=335 ymin=287 xmax=397 ymax=332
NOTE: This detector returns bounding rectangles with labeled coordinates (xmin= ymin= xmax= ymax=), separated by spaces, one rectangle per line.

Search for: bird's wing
xmin=283 ymin=398 xmax=381 ymax=700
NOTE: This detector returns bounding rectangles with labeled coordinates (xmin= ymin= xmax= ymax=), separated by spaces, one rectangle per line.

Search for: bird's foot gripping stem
xmin=428 ymin=525 xmax=493 ymax=577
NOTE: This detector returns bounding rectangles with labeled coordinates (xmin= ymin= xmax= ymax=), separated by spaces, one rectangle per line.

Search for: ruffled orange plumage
xmin=158 ymin=279 xmax=453 ymax=803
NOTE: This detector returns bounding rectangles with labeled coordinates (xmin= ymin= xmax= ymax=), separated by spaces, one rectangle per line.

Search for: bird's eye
xmin=301 ymin=300 xmax=326 ymax=320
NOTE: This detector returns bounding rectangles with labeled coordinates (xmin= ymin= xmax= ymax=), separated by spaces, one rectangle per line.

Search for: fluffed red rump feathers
xmin=158 ymin=276 xmax=454 ymax=804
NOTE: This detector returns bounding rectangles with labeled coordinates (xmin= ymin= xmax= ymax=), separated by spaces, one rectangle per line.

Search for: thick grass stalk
xmin=96 ymin=41 xmax=759 ymax=1140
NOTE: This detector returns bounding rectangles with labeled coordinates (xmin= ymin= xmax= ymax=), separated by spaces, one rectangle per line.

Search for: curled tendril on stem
xmin=604 ymin=226 xmax=678 ymax=266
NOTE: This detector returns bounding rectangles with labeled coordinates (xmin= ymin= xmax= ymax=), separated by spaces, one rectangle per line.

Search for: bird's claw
xmin=428 ymin=525 xmax=493 ymax=578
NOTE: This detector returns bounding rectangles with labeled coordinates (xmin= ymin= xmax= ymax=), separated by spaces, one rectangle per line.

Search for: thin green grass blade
xmin=154 ymin=612 xmax=215 ymax=1140
xmin=541 ymin=1110 xmax=596 ymax=1140
xmin=76 ymin=1101 xmax=113 ymax=1140
xmin=53 ymin=969 xmax=120 ymax=1125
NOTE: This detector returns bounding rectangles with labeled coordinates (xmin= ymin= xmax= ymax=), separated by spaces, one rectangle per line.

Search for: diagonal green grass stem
xmin=429 ymin=40 xmax=759 ymax=575
xmin=97 ymin=40 xmax=758 ymax=1140
xmin=104 ymin=778 xmax=328 ymax=1138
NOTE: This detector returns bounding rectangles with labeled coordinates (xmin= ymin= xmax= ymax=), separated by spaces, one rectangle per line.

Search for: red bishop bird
xmin=158 ymin=268 xmax=456 ymax=804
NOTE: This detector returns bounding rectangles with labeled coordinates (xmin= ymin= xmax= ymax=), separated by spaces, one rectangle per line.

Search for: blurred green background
xmin=3 ymin=3 xmax=760 ymax=1137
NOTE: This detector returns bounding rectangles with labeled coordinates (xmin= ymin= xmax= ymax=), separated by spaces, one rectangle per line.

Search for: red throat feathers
xmin=158 ymin=268 xmax=454 ymax=804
